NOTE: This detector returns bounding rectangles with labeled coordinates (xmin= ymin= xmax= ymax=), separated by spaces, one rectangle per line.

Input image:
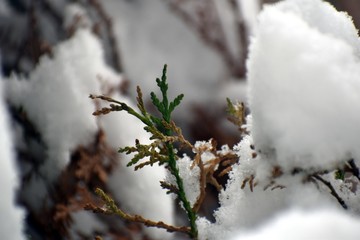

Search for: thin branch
xmin=193 ymin=158 xmax=206 ymax=212
xmin=242 ymin=175 xmax=255 ymax=192
xmin=311 ymin=174 xmax=348 ymax=209
xmin=87 ymin=188 xmax=191 ymax=234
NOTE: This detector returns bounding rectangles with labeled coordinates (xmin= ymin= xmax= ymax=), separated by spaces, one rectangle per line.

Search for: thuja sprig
xmin=90 ymin=64 xmax=198 ymax=239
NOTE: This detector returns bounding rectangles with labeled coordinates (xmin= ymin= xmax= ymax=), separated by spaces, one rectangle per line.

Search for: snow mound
xmin=248 ymin=0 xmax=360 ymax=170
xmin=6 ymin=29 xmax=120 ymax=181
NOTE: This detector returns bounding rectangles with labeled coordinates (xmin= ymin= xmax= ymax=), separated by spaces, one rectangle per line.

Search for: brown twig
xmin=192 ymin=139 xmax=239 ymax=212
xmin=193 ymin=159 xmax=207 ymax=212
xmin=242 ymin=175 xmax=255 ymax=192
xmin=218 ymin=154 xmax=239 ymax=177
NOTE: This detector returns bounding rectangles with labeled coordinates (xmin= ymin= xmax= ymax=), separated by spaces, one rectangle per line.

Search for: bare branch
xmin=311 ymin=174 xmax=348 ymax=209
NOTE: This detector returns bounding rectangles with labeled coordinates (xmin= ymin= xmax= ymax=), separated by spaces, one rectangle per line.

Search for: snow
xmin=195 ymin=133 xmax=272 ymax=239
xmin=231 ymin=208 xmax=360 ymax=240
xmin=166 ymin=154 xmax=200 ymax=208
xmin=194 ymin=140 xmax=217 ymax=163
xmin=199 ymin=1 xmax=360 ymax=237
xmin=233 ymin=135 xmax=256 ymax=174
xmin=4 ymin=27 xmax=123 ymax=233
xmin=247 ymin=0 xmax=360 ymax=170
xmin=197 ymin=158 xmax=286 ymax=240
xmin=197 ymin=173 xmax=344 ymax=240
xmin=6 ymin=29 xmax=118 ymax=182
xmin=197 ymin=155 xmax=342 ymax=239
xmin=0 ymin=63 xmax=25 ymax=239
xmin=276 ymin=0 xmax=360 ymax=56
xmin=196 ymin=0 xmax=360 ymax=238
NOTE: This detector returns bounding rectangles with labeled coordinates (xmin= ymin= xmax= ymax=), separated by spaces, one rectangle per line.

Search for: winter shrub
xmin=2 ymin=0 xmax=360 ymax=240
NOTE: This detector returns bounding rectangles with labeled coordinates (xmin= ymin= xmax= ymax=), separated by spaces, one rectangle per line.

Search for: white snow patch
xmin=6 ymin=29 xmax=119 ymax=181
xmin=248 ymin=0 xmax=360 ymax=170
xmin=166 ymin=154 xmax=200 ymax=208
xmin=5 ymin=28 xmax=121 ymax=217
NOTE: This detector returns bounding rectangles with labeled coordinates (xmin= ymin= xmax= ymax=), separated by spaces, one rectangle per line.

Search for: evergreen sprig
xmin=90 ymin=64 xmax=198 ymax=239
